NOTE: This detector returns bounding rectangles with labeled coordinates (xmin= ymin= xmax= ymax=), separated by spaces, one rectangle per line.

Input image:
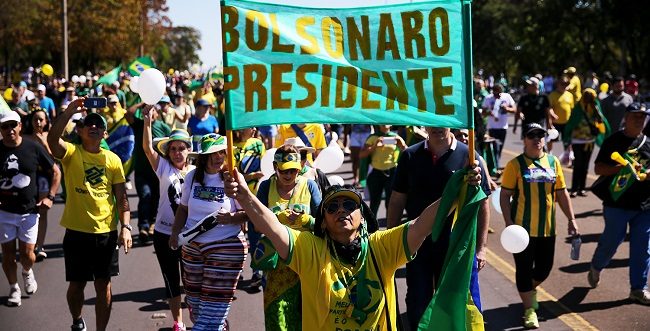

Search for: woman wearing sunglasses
xmin=500 ymin=123 xmax=578 ymax=329
xmin=224 ymin=162 xmax=482 ymax=330
xmin=254 ymin=145 xmax=322 ymax=330
xmin=169 ymin=133 xmax=248 ymax=331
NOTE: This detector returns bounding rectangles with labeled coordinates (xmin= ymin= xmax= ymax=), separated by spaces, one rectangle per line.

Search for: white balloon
xmin=491 ymin=187 xmax=502 ymax=214
xmin=71 ymin=75 xmax=79 ymax=83
xmin=547 ymin=128 xmax=559 ymax=141
xmin=78 ymin=75 xmax=87 ymax=84
xmin=328 ymin=175 xmax=344 ymax=186
xmin=261 ymin=148 xmax=277 ymax=177
xmin=313 ymin=145 xmax=344 ymax=173
xmin=500 ymin=225 xmax=530 ymax=253
xmin=328 ymin=131 xmax=339 ymax=147
xmin=138 ymin=68 xmax=166 ymax=105
xmin=130 ymin=76 xmax=140 ymax=93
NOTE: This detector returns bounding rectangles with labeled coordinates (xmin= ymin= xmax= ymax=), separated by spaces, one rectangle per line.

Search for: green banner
xmin=222 ymin=0 xmax=473 ymax=130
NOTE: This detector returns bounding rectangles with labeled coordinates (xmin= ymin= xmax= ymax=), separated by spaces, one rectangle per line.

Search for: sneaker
xmin=71 ymin=317 xmax=87 ymax=331
xmin=629 ymin=289 xmax=650 ymax=305
xmin=588 ymin=267 xmax=600 ymax=288
xmin=35 ymin=246 xmax=47 ymax=261
xmin=173 ymin=321 xmax=187 ymax=331
xmin=139 ymin=228 xmax=151 ymax=245
xmin=7 ymin=284 xmax=21 ymax=307
xmin=250 ymin=273 xmax=263 ymax=288
xmin=22 ymin=269 xmax=37 ymax=295
xmin=531 ymin=290 xmax=539 ymax=310
xmin=523 ymin=307 xmax=539 ymax=329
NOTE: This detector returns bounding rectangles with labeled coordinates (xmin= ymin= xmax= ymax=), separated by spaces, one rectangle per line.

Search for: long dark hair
xmin=193 ymin=152 xmax=227 ymax=186
xmin=23 ymin=109 xmax=50 ymax=135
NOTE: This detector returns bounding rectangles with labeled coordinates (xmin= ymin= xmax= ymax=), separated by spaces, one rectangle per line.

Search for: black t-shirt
xmin=595 ymin=131 xmax=650 ymax=210
xmin=518 ymin=94 xmax=550 ymax=127
xmin=392 ymin=140 xmax=491 ymax=221
xmin=0 ymin=139 xmax=54 ymax=214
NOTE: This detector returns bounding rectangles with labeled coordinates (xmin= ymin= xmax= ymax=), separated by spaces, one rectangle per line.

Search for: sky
xmin=166 ymin=0 xmax=420 ymax=69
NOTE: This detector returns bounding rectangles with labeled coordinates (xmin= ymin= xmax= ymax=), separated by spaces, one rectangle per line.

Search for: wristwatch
xmin=121 ymin=224 xmax=133 ymax=232
xmin=46 ymin=194 xmax=56 ymax=201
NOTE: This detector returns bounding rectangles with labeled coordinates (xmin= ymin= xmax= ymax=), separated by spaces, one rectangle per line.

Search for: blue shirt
xmin=188 ymin=115 xmax=219 ymax=136
xmin=39 ymin=96 xmax=56 ymax=117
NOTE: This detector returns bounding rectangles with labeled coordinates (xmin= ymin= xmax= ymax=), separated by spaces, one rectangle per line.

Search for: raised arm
xmin=48 ymin=97 xmax=86 ymax=159
xmin=224 ymin=169 xmax=291 ymax=260
xmin=142 ymin=105 xmax=160 ymax=170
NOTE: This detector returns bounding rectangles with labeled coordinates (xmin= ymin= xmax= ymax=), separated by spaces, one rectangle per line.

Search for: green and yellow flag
xmin=128 ymin=56 xmax=155 ymax=76
xmin=95 ymin=65 xmax=121 ymax=86
xmin=418 ymin=169 xmax=487 ymax=331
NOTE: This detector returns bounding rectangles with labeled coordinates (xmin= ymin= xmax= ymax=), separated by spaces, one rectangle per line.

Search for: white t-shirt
xmin=180 ymin=169 xmax=242 ymax=243
xmin=482 ymin=93 xmax=515 ymax=130
xmin=155 ymin=159 xmax=195 ymax=235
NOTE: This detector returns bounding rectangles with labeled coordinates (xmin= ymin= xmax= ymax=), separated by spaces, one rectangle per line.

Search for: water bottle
xmin=570 ymin=235 xmax=582 ymax=261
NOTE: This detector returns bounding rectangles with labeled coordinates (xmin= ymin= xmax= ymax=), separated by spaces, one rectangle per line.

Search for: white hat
xmin=37 ymin=84 xmax=46 ymax=92
xmin=0 ymin=111 xmax=21 ymax=124
xmin=283 ymin=137 xmax=316 ymax=153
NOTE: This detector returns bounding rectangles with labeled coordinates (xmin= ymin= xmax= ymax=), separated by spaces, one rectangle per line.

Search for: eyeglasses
xmin=0 ymin=121 xmax=18 ymax=130
xmin=278 ymin=168 xmax=298 ymax=175
xmin=325 ymin=199 xmax=359 ymax=214
xmin=525 ymin=132 xmax=546 ymax=140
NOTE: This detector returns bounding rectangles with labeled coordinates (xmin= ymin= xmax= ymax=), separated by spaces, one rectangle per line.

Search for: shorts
xmin=350 ymin=132 xmax=371 ymax=148
xmin=257 ymin=125 xmax=277 ymax=138
xmin=63 ymin=229 xmax=119 ymax=281
xmin=0 ymin=209 xmax=39 ymax=244
xmin=37 ymin=174 xmax=50 ymax=194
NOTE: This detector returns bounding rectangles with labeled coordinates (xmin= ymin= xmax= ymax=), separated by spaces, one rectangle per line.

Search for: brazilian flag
xmin=106 ymin=117 xmax=135 ymax=175
xmin=128 ymin=56 xmax=155 ymax=76
xmin=418 ymin=170 xmax=487 ymax=331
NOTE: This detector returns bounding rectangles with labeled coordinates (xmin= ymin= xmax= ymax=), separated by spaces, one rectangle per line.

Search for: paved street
xmin=1 ymin=127 xmax=649 ymax=330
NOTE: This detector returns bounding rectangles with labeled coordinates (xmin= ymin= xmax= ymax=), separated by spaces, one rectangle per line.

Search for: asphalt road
xmin=1 ymin=126 xmax=649 ymax=330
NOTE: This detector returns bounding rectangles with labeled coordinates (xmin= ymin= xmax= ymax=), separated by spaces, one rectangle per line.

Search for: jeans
xmin=488 ymin=128 xmax=507 ymax=168
xmin=135 ymin=173 xmax=160 ymax=230
xmin=366 ymin=168 xmax=396 ymax=217
xmin=591 ymin=206 xmax=650 ymax=290
xmin=571 ymin=143 xmax=594 ymax=192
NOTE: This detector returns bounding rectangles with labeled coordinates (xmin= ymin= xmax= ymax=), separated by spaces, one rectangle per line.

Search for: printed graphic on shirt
xmin=523 ymin=167 xmax=556 ymax=183
xmin=167 ymin=177 xmax=184 ymax=215
xmin=0 ymin=154 xmax=30 ymax=190
xmin=330 ymin=270 xmax=382 ymax=325
xmin=192 ymin=185 xmax=225 ymax=203
xmin=84 ymin=166 xmax=105 ymax=186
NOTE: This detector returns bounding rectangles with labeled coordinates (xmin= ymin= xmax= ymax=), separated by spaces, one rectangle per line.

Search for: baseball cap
xmin=82 ymin=112 xmax=107 ymax=129
xmin=626 ymin=103 xmax=649 ymax=115
xmin=0 ymin=111 xmax=21 ymax=124
xmin=524 ymin=123 xmax=547 ymax=136
xmin=158 ymin=95 xmax=171 ymax=104
xmin=525 ymin=76 xmax=540 ymax=86
xmin=197 ymin=133 xmax=227 ymax=154
xmin=195 ymin=99 xmax=210 ymax=107
xmin=564 ymin=66 xmax=577 ymax=74
xmin=37 ymin=84 xmax=46 ymax=92
xmin=107 ymin=94 xmax=120 ymax=104
xmin=274 ymin=149 xmax=301 ymax=171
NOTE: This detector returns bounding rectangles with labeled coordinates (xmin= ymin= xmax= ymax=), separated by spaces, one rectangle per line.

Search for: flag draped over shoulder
xmin=419 ymin=169 xmax=487 ymax=331
xmin=106 ymin=117 xmax=135 ymax=175
xmin=128 ymin=56 xmax=155 ymax=76
xmin=221 ymin=0 xmax=474 ymax=130
xmin=95 ymin=65 xmax=121 ymax=86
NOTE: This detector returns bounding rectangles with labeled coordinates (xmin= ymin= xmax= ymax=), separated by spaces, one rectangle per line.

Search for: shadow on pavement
xmin=85 ymin=287 xmax=170 ymax=312
xmin=574 ymin=209 xmax=603 ymax=219
xmin=558 ymin=258 xmax=629 ymax=274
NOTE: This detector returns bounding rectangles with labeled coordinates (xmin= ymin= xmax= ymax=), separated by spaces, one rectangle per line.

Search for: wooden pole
xmin=468 ymin=129 xmax=475 ymax=166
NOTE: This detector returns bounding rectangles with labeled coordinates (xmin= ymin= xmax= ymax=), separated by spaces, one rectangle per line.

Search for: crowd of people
xmin=0 ymin=64 xmax=649 ymax=331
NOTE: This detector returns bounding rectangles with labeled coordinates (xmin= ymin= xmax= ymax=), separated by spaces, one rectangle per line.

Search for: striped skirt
xmin=182 ymin=235 xmax=248 ymax=331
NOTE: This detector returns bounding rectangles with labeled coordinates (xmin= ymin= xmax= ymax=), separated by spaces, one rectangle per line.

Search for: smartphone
xmin=382 ymin=137 xmax=397 ymax=145
xmin=84 ymin=97 xmax=107 ymax=109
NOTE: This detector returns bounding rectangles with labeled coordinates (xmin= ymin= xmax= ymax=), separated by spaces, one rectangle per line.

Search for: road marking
xmin=501 ymin=148 xmax=599 ymax=181
xmin=486 ymin=249 xmax=599 ymax=330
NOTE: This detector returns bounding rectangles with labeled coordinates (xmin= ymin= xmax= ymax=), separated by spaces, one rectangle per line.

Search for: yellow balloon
xmin=168 ymin=68 xmax=175 ymax=75
xmin=3 ymin=88 xmax=12 ymax=101
xmin=42 ymin=64 xmax=54 ymax=76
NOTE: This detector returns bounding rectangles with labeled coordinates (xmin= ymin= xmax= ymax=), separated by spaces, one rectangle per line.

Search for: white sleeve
xmin=181 ymin=170 xmax=195 ymax=206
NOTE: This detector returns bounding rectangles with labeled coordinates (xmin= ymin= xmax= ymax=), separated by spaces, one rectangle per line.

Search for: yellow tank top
xmin=267 ymin=176 xmax=314 ymax=231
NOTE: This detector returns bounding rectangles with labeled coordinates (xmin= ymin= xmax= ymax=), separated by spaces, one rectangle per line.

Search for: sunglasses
xmin=0 ymin=121 xmax=18 ymax=130
xmin=325 ymin=199 xmax=359 ymax=214
xmin=278 ymin=168 xmax=298 ymax=175
xmin=526 ymin=132 xmax=546 ymax=140
xmin=82 ymin=120 xmax=106 ymax=129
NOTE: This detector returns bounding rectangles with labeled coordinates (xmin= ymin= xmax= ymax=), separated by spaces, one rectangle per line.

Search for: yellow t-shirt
xmin=567 ymin=76 xmax=582 ymax=102
xmin=285 ymin=223 xmax=413 ymax=330
xmin=548 ymin=90 xmax=574 ymax=124
xmin=59 ymin=143 xmax=126 ymax=233
xmin=364 ymin=135 xmax=400 ymax=171
xmin=275 ymin=124 xmax=327 ymax=163
xmin=501 ymin=153 xmax=565 ymax=237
